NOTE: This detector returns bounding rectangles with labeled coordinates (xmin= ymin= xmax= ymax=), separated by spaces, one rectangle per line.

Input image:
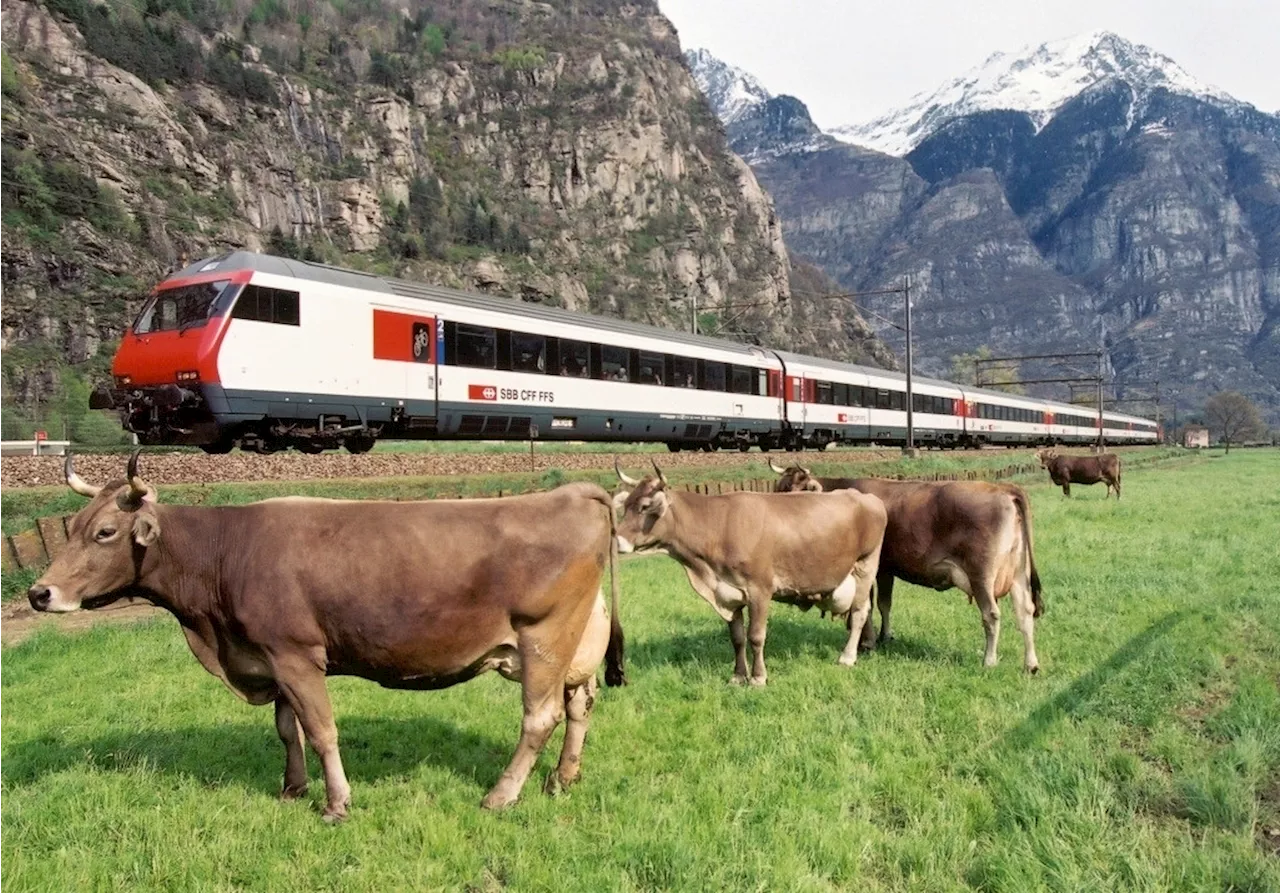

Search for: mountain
xmin=830 ymin=31 xmax=1245 ymax=157
xmin=683 ymin=48 xmax=771 ymax=126
xmin=689 ymin=41 xmax=1280 ymax=424
xmin=0 ymin=2 xmax=893 ymax=441
xmin=686 ymin=47 xmax=837 ymax=162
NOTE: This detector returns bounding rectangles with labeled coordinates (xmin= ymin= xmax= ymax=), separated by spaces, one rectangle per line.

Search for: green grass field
xmin=3 ymin=451 xmax=1278 ymax=891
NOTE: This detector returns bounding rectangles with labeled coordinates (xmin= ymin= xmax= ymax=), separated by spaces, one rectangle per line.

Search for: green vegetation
xmin=0 ymin=146 xmax=134 ymax=243
xmin=1 ymin=48 xmax=21 ymax=100
xmin=3 ymin=451 xmax=1278 ymax=889
xmin=492 ymin=45 xmax=547 ymax=71
xmin=39 ymin=0 xmax=273 ymax=101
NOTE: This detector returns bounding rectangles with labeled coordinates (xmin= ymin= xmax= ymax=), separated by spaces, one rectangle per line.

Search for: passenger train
xmin=92 ymin=252 xmax=1162 ymax=454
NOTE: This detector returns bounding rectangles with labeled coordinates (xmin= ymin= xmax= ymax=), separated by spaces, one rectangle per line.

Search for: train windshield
xmin=133 ymin=280 xmax=239 ymax=334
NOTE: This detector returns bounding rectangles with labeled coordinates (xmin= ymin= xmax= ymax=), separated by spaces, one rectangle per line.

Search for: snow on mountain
xmin=684 ymin=48 xmax=772 ymax=124
xmin=830 ymin=31 xmax=1242 ymax=156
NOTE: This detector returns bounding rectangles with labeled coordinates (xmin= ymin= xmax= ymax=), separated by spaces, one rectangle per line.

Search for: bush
xmin=1 ymin=49 xmax=21 ymax=99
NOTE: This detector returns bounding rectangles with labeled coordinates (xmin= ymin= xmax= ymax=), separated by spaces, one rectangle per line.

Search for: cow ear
xmin=612 ymin=490 xmax=629 ymax=510
xmin=804 ymin=478 xmax=823 ymax=492
xmin=132 ymin=512 xmax=161 ymax=546
xmin=649 ymin=489 xmax=670 ymax=517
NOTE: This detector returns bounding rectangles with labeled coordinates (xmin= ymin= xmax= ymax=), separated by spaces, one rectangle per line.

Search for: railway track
xmin=1 ymin=445 xmax=955 ymax=489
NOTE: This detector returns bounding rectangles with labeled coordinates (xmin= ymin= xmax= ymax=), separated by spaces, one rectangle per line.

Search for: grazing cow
xmin=1037 ymin=449 xmax=1122 ymax=499
xmin=28 ymin=452 xmax=625 ymax=822
xmin=614 ymin=459 xmax=887 ymax=685
xmin=771 ymin=462 xmax=1042 ymax=673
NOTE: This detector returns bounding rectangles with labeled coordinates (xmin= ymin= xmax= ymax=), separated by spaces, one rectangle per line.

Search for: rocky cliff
xmin=0 ymin=0 xmax=890 ymax=438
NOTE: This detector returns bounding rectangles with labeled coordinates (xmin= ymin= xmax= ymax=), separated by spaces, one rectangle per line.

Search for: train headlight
xmin=115 ymin=374 xmax=133 ymax=386
xmin=176 ymin=370 xmax=201 ymax=383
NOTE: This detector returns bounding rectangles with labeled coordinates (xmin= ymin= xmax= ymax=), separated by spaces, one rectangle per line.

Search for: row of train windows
xmin=442 ymin=321 xmax=768 ymax=396
xmin=811 ymin=381 xmax=910 ymax=411
xmin=976 ymin=403 xmax=1042 ymax=423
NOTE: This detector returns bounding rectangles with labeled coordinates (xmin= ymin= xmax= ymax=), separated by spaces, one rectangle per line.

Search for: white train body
xmin=101 ymin=252 xmax=1161 ymax=454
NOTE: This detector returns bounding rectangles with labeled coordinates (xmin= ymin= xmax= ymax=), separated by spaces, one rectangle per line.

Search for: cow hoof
xmin=480 ymin=790 xmax=519 ymax=811
xmin=321 ymin=805 xmax=348 ymax=824
xmin=280 ymin=783 xmax=309 ymax=801
xmin=1026 ymin=665 xmax=1040 ymax=675
xmin=728 ymin=675 xmax=747 ymax=686
xmin=543 ymin=773 xmax=578 ymax=797
xmin=837 ymin=654 xmax=858 ymax=667
xmin=748 ymin=676 xmax=767 ymax=687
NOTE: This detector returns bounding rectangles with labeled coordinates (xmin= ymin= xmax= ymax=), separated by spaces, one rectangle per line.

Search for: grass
xmin=3 ymin=451 xmax=1279 ymax=891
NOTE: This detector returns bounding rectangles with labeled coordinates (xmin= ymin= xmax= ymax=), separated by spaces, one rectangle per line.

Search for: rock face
xmin=689 ymin=42 xmax=1280 ymax=423
xmin=0 ymin=0 xmax=891 ymax=427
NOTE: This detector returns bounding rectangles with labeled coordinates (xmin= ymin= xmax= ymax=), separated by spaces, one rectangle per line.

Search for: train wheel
xmin=738 ymin=442 xmax=750 ymax=453
xmin=199 ymin=437 xmax=234 ymax=455
xmin=344 ymin=435 xmax=376 ymax=454
xmin=667 ymin=443 xmax=682 ymax=452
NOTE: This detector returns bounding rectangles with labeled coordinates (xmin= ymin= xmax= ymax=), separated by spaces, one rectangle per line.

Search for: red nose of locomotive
xmin=102 ymin=270 xmax=250 ymax=445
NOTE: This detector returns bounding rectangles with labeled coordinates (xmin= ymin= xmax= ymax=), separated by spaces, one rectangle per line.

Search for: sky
xmin=657 ymin=0 xmax=1280 ymax=129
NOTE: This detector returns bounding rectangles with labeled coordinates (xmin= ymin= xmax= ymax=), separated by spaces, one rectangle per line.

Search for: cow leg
xmin=836 ymin=572 xmax=876 ymax=667
xmin=727 ymin=608 xmax=750 ymax=685
xmin=973 ymin=587 xmax=1001 ymax=667
xmin=875 ymin=573 xmax=896 ymax=646
xmin=1062 ymin=482 xmax=1071 ymax=497
xmin=746 ymin=592 xmax=771 ymax=686
xmin=1010 ymin=579 xmax=1040 ymax=674
xmin=545 ymin=675 xmax=597 ymax=796
xmin=482 ymin=642 xmax=568 ymax=810
xmin=271 ymin=655 xmax=351 ymax=822
xmin=274 ymin=697 xmax=309 ymax=800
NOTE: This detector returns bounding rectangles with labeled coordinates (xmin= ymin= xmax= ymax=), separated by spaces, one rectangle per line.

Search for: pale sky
xmin=658 ymin=0 xmax=1280 ymax=129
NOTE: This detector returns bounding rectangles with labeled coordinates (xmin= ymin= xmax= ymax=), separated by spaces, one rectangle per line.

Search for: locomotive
xmin=91 ymin=252 xmax=1161 ymax=454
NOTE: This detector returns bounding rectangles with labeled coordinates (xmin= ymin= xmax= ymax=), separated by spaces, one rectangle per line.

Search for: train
xmin=90 ymin=252 xmax=1162 ymax=454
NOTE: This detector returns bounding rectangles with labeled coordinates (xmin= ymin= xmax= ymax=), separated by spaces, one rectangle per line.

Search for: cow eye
xmin=95 ymin=527 xmax=117 ymax=541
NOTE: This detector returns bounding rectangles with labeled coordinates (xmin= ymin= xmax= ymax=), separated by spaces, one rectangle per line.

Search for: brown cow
xmin=28 ymin=452 xmax=625 ymax=821
xmin=614 ymin=459 xmax=887 ymax=685
xmin=772 ymin=463 xmax=1042 ymax=673
xmin=1037 ymin=449 xmax=1122 ymax=498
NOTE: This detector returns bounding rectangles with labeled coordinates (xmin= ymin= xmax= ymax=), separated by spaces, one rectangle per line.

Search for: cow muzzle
xmin=27 ymin=583 xmax=78 ymax=613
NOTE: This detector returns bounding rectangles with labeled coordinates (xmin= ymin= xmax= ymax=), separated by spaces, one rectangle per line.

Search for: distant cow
xmin=1037 ymin=449 xmax=1122 ymax=499
xmin=614 ymin=459 xmax=887 ymax=685
xmin=29 ymin=452 xmax=625 ymax=821
xmin=772 ymin=462 xmax=1042 ymax=673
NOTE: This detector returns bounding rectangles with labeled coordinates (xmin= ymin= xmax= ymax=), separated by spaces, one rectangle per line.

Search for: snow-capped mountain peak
xmin=830 ymin=30 xmax=1240 ymax=156
xmin=685 ymin=48 xmax=773 ymax=125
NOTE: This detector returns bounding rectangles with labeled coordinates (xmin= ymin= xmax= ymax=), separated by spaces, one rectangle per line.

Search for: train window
xmin=229 ymin=285 xmax=300 ymax=327
xmin=455 ymin=324 xmax=497 ymax=368
xmin=701 ymin=361 xmax=726 ymax=391
xmin=137 ymin=280 xmax=237 ymax=333
xmin=671 ymin=355 xmax=696 ymax=388
xmin=874 ymin=389 xmax=890 ymax=410
xmin=758 ymin=370 xmax=768 ymax=396
xmin=815 ymin=381 xmax=833 ymax=405
xmin=560 ymin=340 xmax=590 ymax=377
xmin=833 ymin=382 xmax=849 ymax=405
xmin=731 ymin=365 xmax=754 ymax=395
xmin=601 ymin=345 xmax=629 ymax=382
xmin=637 ymin=351 xmax=664 ymax=385
xmin=511 ymin=333 xmax=546 ymax=373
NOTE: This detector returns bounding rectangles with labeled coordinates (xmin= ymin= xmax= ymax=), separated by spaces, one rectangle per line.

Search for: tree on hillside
xmin=948 ymin=346 xmax=1024 ymax=393
xmin=1202 ymin=391 xmax=1265 ymax=454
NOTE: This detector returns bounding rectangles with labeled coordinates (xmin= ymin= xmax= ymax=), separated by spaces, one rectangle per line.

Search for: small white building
xmin=1183 ymin=425 xmax=1209 ymax=449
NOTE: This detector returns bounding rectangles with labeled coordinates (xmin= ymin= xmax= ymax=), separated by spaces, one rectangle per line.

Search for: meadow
xmin=2 ymin=450 xmax=1278 ymax=891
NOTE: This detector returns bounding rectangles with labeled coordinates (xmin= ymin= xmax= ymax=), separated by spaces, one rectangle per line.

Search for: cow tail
xmin=598 ymin=493 xmax=627 ymax=687
xmin=1013 ymin=488 xmax=1044 ymax=618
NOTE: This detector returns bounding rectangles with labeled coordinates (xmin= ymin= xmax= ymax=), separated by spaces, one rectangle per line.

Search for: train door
xmin=372 ymin=308 xmax=439 ymax=422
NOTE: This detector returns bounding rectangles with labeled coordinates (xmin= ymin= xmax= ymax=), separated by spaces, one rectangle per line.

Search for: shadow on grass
xmin=631 ymin=608 xmax=971 ymax=672
xmin=995 ymin=608 xmax=1188 ymax=754
xmin=2 ymin=711 xmax=518 ymax=799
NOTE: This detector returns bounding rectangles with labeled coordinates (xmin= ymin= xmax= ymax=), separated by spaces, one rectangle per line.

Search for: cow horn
xmin=650 ymin=458 xmax=669 ymax=488
xmin=768 ymin=459 xmax=787 ymax=474
xmin=121 ymin=448 xmax=156 ymax=506
xmin=614 ymin=456 xmax=640 ymax=487
xmin=64 ymin=453 xmax=102 ymax=498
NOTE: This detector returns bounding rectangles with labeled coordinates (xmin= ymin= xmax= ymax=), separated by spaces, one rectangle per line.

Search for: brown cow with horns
xmin=614 ymin=458 xmax=887 ymax=685
xmin=28 ymin=452 xmax=625 ymax=821
xmin=771 ymin=461 xmax=1043 ymax=673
